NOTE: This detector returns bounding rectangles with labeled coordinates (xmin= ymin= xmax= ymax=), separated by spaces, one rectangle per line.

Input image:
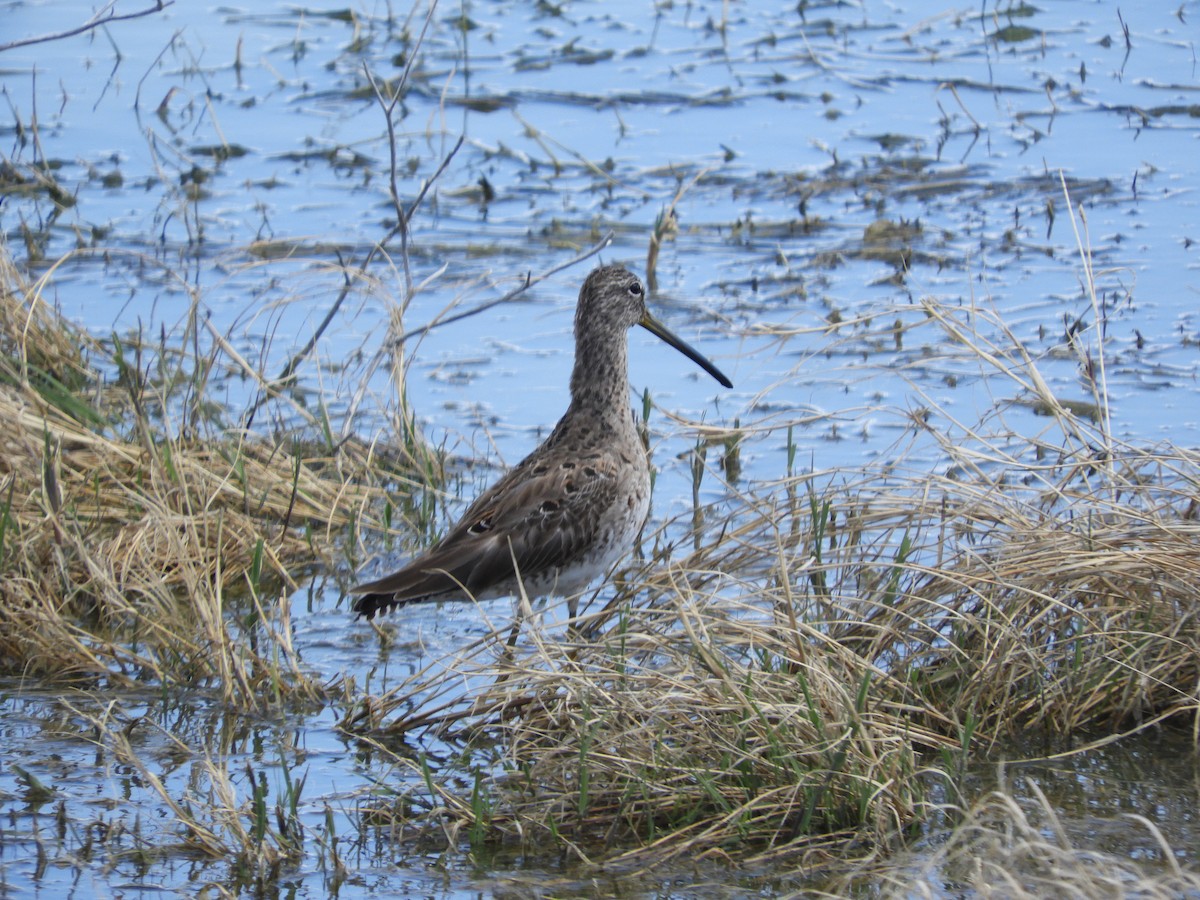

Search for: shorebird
xmin=350 ymin=263 xmax=732 ymax=620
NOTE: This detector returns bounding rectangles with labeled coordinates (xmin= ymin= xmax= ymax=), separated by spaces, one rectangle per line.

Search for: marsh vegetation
xmin=2 ymin=1 xmax=1200 ymax=897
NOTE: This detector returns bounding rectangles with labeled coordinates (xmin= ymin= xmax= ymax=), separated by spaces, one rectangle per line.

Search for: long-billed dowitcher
xmin=350 ymin=263 xmax=732 ymax=620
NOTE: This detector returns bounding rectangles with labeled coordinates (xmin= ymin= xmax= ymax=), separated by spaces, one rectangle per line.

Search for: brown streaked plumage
xmin=350 ymin=263 xmax=732 ymax=620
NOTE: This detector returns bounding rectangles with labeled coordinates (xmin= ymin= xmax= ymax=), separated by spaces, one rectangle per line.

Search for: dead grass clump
xmin=495 ymin=604 xmax=926 ymax=865
xmin=908 ymin=462 xmax=1200 ymax=738
xmin=350 ymin=575 xmax=955 ymax=869
xmin=0 ymin=242 xmax=393 ymax=706
xmin=708 ymin=441 xmax=1200 ymax=745
xmin=864 ymin=775 xmax=1200 ymax=899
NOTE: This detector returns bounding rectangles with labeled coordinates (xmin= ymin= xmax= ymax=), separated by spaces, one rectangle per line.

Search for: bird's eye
xmin=627 ymin=281 xmax=643 ymax=297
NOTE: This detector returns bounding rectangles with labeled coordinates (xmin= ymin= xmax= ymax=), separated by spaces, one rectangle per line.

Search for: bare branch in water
xmin=0 ymin=1 xmax=174 ymax=53
xmin=392 ymin=231 xmax=616 ymax=347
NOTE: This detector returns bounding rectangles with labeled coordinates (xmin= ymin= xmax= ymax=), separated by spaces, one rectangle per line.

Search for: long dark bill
xmin=639 ymin=311 xmax=733 ymax=389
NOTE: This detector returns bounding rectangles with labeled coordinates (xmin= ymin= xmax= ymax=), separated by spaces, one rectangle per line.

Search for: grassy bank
xmin=0 ymin=243 xmax=412 ymax=709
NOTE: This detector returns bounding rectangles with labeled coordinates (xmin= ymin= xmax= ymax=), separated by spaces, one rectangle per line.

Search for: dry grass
xmin=863 ymin=774 xmax=1200 ymax=899
xmin=719 ymin=445 xmax=1200 ymax=744
xmin=392 ymin=591 xmax=942 ymax=864
xmin=0 ymin=242 xmax=405 ymax=708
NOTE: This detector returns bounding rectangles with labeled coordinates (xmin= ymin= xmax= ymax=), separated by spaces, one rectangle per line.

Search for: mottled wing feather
xmin=351 ymin=453 xmax=621 ymax=619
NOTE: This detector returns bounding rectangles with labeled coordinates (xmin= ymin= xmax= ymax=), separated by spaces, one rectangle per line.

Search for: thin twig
xmin=242 ymin=255 xmax=359 ymax=430
xmin=363 ymin=0 xmax=440 ymax=298
xmin=0 ymin=1 xmax=173 ymax=53
xmin=246 ymin=3 xmax=443 ymax=430
xmin=1059 ymin=171 xmax=1112 ymax=455
xmin=339 ymin=232 xmax=614 ymax=441
xmin=391 ymin=230 xmax=615 ymax=347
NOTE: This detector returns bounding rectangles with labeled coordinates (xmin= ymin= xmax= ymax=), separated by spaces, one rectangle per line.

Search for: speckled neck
xmin=568 ymin=300 xmax=632 ymax=426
